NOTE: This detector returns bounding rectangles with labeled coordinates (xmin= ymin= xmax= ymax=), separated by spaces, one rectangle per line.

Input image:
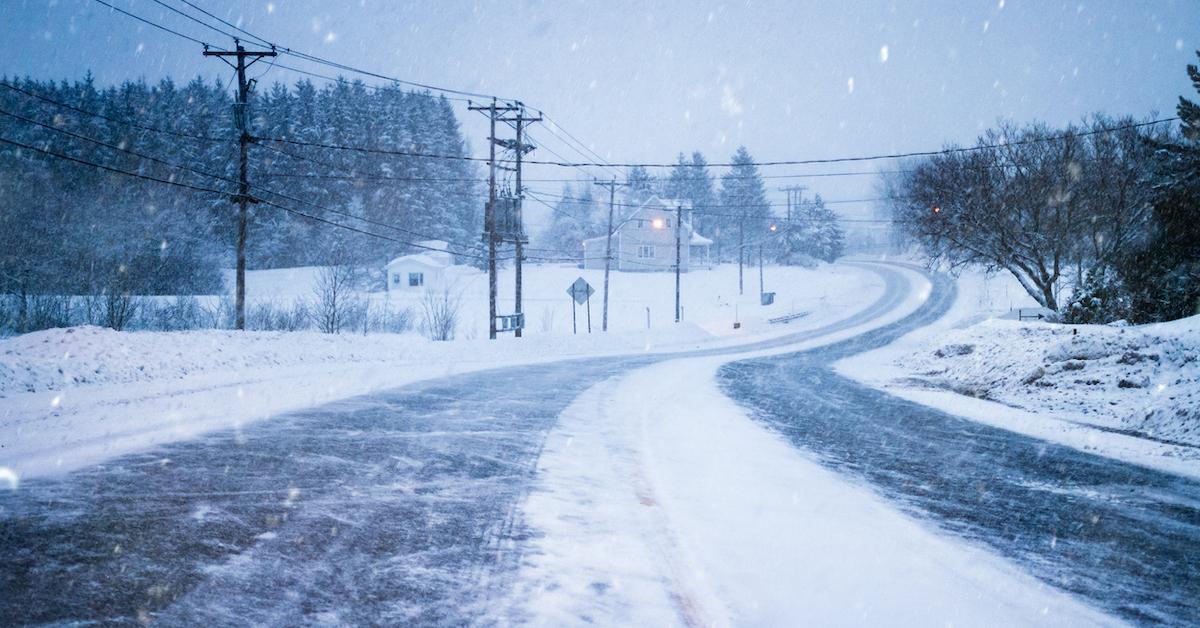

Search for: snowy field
xmin=839 ymin=267 xmax=1200 ymax=479
xmin=232 ymin=260 xmax=860 ymax=339
xmin=0 ymin=261 xmax=879 ymax=481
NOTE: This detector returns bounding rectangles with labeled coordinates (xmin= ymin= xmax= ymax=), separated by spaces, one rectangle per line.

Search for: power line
xmin=0 ymin=134 xmax=229 ymax=196
xmin=143 ymin=0 xmax=510 ymax=103
xmin=0 ymin=81 xmax=231 ymax=144
xmin=525 ymin=188 xmax=885 ymax=212
xmin=2 ymin=132 xmax=490 ymax=259
xmin=0 ymin=106 xmax=488 ymax=258
xmin=0 ymin=79 xmax=1107 ymax=189
xmin=253 ymin=116 xmax=1179 ymax=170
xmin=90 ymin=0 xmax=220 ymax=48
xmin=148 ymin=0 xmax=243 ymax=43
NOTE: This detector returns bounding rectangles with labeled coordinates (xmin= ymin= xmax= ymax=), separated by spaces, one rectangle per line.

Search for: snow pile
xmin=900 ymin=316 xmax=1200 ymax=446
xmin=0 ymin=322 xmax=719 ymax=398
xmin=0 ymin=325 xmax=411 ymax=396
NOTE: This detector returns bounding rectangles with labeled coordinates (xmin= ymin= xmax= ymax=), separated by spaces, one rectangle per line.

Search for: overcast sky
xmin=3 ymin=0 xmax=1198 ymax=222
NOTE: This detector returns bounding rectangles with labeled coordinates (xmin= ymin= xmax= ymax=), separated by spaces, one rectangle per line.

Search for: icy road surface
xmin=0 ymin=262 xmax=1195 ymax=625
xmin=720 ymin=296 xmax=1200 ymax=624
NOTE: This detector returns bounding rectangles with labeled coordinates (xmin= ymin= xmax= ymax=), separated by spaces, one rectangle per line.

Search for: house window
xmin=637 ymin=219 xmax=645 ymax=229
xmin=392 ymin=274 xmax=401 ymax=285
xmin=408 ymin=272 xmax=424 ymax=287
xmin=637 ymin=245 xmax=655 ymax=259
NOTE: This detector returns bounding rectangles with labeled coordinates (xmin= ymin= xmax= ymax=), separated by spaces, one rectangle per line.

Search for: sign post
xmin=566 ymin=277 xmax=595 ymax=336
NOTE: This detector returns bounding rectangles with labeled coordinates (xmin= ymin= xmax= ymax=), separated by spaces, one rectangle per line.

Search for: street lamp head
xmin=769 ymin=224 xmax=778 ymax=232
xmin=652 ymin=218 xmax=665 ymax=229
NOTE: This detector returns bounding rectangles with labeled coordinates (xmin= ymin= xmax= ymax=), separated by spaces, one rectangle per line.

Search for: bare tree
xmin=419 ymin=287 xmax=461 ymax=341
xmin=311 ymin=263 xmax=358 ymax=334
xmin=887 ymin=118 xmax=1162 ymax=311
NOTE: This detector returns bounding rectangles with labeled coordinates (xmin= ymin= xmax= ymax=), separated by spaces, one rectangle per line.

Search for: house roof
xmin=386 ymin=253 xmax=450 ymax=269
xmin=690 ymin=231 xmax=713 ymax=245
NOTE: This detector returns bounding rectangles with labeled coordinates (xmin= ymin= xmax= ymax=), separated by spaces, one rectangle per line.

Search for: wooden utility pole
xmin=468 ymin=99 xmax=518 ymax=339
xmin=507 ymin=106 xmax=540 ymax=338
xmin=779 ymin=185 xmax=807 ymax=222
xmin=738 ymin=217 xmax=745 ymax=296
xmin=675 ymin=203 xmax=683 ymax=323
xmin=205 ymin=40 xmax=276 ymax=330
xmin=593 ymin=178 xmax=628 ymax=332
xmin=758 ymin=242 xmax=765 ymax=300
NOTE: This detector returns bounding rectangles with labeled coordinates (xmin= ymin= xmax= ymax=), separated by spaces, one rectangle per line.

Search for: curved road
xmin=1 ymin=263 xmax=1195 ymax=625
xmin=719 ymin=269 xmax=1200 ymax=626
xmin=0 ymin=263 xmax=913 ymax=625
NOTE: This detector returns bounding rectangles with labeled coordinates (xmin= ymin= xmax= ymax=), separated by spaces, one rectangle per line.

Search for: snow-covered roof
xmin=386 ymin=253 xmax=450 ymax=269
xmin=690 ymin=231 xmax=713 ymax=246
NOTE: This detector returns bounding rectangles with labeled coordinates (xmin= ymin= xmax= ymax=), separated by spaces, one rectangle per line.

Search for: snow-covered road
xmin=1 ymin=262 xmax=1195 ymax=625
xmin=499 ymin=357 xmax=1113 ymax=626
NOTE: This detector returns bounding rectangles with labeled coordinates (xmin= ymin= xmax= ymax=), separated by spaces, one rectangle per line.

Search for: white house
xmin=385 ymin=240 xmax=453 ymax=292
xmin=581 ymin=196 xmax=712 ymax=272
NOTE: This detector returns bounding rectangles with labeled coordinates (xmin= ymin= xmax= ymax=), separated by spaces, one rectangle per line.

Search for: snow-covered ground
xmin=232 ymin=261 xmax=865 ymax=339
xmin=0 ymin=262 xmax=879 ymax=481
xmin=838 ymin=265 xmax=1200 ymax=479
xmin=496 ymin=357 xmax=1115 ymax=627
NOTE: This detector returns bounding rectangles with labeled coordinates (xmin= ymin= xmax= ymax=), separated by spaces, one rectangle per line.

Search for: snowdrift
xmin=901 ymin=316 xmax=1200 ymax=446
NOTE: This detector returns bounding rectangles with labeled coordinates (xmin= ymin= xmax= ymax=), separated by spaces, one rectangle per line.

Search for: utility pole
xmin=507 ymin=105 xmax=540 ymax=338
xmin=593 ymin=178 xmax=628 ymax=332
xmin=758 ymin=242 xmax=764 ymax=300
xmin=738 ymin=217 xmax=745 ymax=296
xmin=675 ymin=203 xmax=683 ymax=323
xmin=205 ymin=40 xmax=276 ymax=331
xmin=468 ymin=99 xmax=518 ymax=339
xmin=779 ymin=185 xmax=807 ymax=222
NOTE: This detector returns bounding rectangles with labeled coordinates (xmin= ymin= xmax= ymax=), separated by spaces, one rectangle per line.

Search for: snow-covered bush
xmin=138 ymin=296 xmax=206 ymax=331
xmin=1062 ymin=266 xmax=1131 ymax=324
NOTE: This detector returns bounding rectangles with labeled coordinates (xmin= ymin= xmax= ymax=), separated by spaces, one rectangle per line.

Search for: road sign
xmin=567 ymin=277 xmax=594 ymax=305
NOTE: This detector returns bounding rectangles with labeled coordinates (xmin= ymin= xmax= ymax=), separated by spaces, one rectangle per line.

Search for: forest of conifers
xmin=0 ymin=75 xmax=482 ymax=297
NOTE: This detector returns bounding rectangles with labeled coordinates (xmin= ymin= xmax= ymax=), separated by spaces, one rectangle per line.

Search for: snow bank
xmin=0 ymin=325 xmax=419 ymax=397
xmin=899 ymin=316 xmax=1200 ymax=447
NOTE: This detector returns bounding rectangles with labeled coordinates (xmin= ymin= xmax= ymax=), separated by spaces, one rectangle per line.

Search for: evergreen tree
xmin=0 ymin=73 xmax=484 ymax=321
xmin=663 ymin=151 xmax=716 ymax=235
xmin=624 ymin=165 xmax=657 ymax=205
xmin=716 ymin=146 xmax=770 ymax=263
xmin=539 ymin=183 xmax=600 ymax=259
xmin=776 ymin=194 xmax=845 ymax=265
xmin=1066 ymin=52 xmax=1200 ymax=323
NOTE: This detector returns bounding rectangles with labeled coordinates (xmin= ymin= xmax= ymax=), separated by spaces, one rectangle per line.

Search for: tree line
xmin=539 ymin=145 xmax=845 ymax=267
xmin=0 ymin=73 xmax=482 ymax=330
xmin=886 ymin=53 xmax=1199 ymax=324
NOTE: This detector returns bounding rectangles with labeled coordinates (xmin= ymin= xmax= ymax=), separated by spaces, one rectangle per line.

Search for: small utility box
xmin=761 ymin=291 xmax=776 ymax=306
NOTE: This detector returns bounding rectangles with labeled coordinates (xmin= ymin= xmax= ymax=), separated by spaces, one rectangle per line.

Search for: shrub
xmin=419 ymin=287 xmax=461 ymax=341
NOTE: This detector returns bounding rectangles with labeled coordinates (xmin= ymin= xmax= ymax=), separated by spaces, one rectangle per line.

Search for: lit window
xmin=408 ymin=272 xmax=424 ymax=287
